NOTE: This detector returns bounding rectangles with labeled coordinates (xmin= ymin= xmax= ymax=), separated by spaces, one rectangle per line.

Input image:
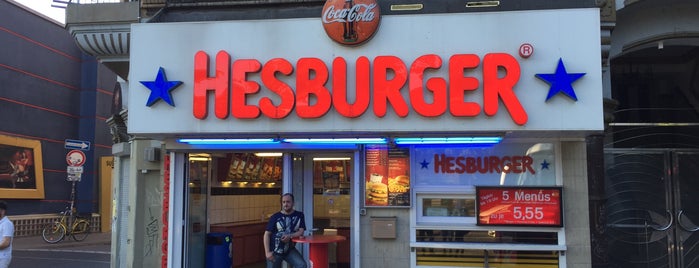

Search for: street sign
xmin=64 ymin=139 xmax=91 ymax=151
xmin=67 ymin=166 xmax=84 ymax=173
xmin=67 ymin=173 xmax=82 ymax=182
xmin=66 ymin=150 xmax=86 ymax=167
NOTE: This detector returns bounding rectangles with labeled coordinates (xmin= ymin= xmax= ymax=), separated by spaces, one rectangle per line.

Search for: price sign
xmin=476 ymin=186 xmax=563 ymax=227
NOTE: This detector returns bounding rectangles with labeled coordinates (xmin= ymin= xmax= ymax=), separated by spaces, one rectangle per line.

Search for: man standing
xmin=0 ymin=201 xmax=13 ymax=268
xmin=263 ymin=193 xmax=307 ymax=268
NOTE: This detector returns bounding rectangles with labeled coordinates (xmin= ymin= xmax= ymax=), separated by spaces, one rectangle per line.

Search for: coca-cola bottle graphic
xmin=343 ymin=0 xmax=358 ymax=42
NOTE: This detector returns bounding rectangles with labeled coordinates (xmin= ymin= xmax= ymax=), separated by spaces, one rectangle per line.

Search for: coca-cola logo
xmin=321 ymin=0 xmax=380 ymax=46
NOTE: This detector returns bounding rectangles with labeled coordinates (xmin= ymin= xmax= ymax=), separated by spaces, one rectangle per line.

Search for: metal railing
xmin=8 ymin=214 xmax=101 ymax=237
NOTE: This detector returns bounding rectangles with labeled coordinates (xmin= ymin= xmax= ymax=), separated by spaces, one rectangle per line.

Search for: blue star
xmin=420 ymin=159 xmax=430 ymax=169
xmin=541 ymin=160 xmax=550 ymax=170
xmin=140 ymin=67 xmax=182 ymax=107
xmin=535 ymin=58 xmax=585 ymax=102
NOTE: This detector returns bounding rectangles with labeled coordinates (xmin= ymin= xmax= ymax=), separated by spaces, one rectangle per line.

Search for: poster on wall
xmin=476 ymin=186 xmax=563 ymax=227
xmin=365 ymin=145 xmax=410 ymax=207
xmin=0 ymin=135 xmax=45 ymax=199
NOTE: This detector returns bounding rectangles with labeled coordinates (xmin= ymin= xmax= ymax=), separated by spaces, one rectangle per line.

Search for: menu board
xmin=476 ymin=186 xmax=563 ymax=227
xmin=223 ymin=153 xmax=282 ymax=182
xmin=365 ymin=145 xmax=410 ymax=207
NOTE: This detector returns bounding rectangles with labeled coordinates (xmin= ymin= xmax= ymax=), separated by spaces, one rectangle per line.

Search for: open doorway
xmin=295 ymin=153 xmax=353 ymax=268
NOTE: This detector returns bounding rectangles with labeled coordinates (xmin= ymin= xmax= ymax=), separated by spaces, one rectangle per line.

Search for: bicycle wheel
xmin=71 ymin=219 xmax=90 ymax=241
xmin=42 ymin=222 xmax=66 ymax=243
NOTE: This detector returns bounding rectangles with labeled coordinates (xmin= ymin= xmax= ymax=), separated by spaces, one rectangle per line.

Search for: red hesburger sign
xmin=193 ymin=51 xmax=528 ymax=125
xmin=476 ymin=186 xmax=563 ymax=227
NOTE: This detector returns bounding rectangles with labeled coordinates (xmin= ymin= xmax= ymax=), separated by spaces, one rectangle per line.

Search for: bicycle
xmin=42 ymin=207 xmax=90 ymax=243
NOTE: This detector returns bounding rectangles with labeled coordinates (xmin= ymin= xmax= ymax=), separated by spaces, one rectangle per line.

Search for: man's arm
xmin=291 ymin=228 xmax=305 ymax=238
xmin=0 ymin=236 xmax=10 ymax=250
xmin=263 ymin=231 xmax=273 ymax=260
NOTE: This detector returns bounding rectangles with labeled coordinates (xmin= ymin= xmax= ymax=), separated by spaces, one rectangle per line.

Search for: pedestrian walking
xmin=0 ymin=201 xmax=14 ymax=268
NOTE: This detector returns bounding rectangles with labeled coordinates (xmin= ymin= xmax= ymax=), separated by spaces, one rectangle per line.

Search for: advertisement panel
xmin=365 ymin=145 xmax=410 ymax=207
xmin=476 ymin=186 xmax=563 ymax=227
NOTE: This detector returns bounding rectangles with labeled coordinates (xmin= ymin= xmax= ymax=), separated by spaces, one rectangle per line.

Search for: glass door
xmin=605 ymin=150 xmax=699 ymax=268
xmin=185 ymin=153 xmax=210 ymax=267
xmin=299 ymin=153 xmax=353 ymax=268
xmin=673 ymin=152 xmax=699 ymax=268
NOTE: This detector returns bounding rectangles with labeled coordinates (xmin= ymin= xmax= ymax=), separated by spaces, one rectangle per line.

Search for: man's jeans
xmin=0 ymin=257 xmax=11 ymax=268
xmin=267 ymin=248 xmax=307 ymax=268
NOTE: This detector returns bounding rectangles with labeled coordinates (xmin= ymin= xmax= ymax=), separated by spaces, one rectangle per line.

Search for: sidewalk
xmin=13 ymin=231 xmax=112 ymax=253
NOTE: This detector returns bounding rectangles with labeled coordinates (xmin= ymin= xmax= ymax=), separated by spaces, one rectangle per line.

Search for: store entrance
xmin=605 ymin=150 xmax=699 ymax=268
xmin=295 ymin=153 xmax=353 ymax=268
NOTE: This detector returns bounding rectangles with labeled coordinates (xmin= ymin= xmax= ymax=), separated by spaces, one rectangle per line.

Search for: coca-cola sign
xmin=321 ymin=0 xmax=381 ymax=46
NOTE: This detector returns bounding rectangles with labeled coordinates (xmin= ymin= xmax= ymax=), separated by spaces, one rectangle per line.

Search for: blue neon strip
xmin=394 ymin=137 xmax=502 ymax=145
xmin=178 ymin=138 xmax=279 ymax=145
xmin=282 ymin=138 xmax=387 ymax=144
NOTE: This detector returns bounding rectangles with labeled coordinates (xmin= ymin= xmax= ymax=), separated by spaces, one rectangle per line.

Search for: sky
xmin=13 ymin=0 xmax=67 ymax=24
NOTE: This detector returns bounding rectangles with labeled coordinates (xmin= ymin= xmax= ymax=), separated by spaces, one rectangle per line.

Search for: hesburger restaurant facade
xmin=118 ymin=3 xmax=601 ymax=267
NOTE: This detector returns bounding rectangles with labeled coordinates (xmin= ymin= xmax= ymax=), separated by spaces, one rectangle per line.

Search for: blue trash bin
xmin=206 ymin=232 xmax=232 ymax=268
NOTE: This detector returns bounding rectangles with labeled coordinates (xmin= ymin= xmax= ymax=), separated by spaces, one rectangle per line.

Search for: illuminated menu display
xmin=365 ymin=145 xmax=411 ymax=207
xmin=476 ymin=186 xmax=563 ymax=227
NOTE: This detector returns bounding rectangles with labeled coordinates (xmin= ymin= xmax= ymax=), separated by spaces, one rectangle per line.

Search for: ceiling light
xmin=178 ymin=138 xmax=278 ymax=145
xmin=313 ymin=157 xmax=351 ymax=161
xmin=254 ymin=152 xmax=283 ymax=157
xmin=282 ymin=138 xmax=387 ymax=144
xmin=394 ymin=137 xmax=502 ymax=145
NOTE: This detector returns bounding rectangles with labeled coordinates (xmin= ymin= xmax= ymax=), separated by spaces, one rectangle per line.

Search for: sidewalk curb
xmin=12 ymin=232 xmax=112 ymax=251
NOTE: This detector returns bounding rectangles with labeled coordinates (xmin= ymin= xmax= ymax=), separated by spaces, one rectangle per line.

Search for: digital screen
xmin=476 ymin=186 xmax=563 ymax=227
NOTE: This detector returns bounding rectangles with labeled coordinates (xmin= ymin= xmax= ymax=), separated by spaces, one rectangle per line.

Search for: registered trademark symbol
xmin=519 ymin=43 xmax=534 ymax=58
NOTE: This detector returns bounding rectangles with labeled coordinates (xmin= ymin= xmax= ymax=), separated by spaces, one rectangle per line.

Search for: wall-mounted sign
xmin=129 ymin=9 xmax=603 ymax=135
xmin=476 ymin=186 xmax=563 ymax=227
xmin=66 ymin=149 xmax=86 ymax=167
xmin=365 ymin=145 xmax=410 ymax=207
xmin=321 ymin=0 xmax=380 ymax=46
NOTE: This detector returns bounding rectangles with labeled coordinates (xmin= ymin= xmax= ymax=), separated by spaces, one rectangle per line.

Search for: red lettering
xmin=511 ymin=156 xmax=521 ymax=173
xmin=501 ymin=156 xmax=512 ymax=173
xmin=332 ymin=57 xmax=370 ymax=117
xmin=190 ymin=52 xmax=528 ymax=125
xmin=231 ymin=59 xmax=262 ymax=118
xmin=260 ymin=58 xmax=294 ymax=118
xmin=434 ymin=154 xmax=447 ymax=173
xmin=373 ymin=56 xmax=409 ymax=117
xmin=466 ymin=157 xmax=477 ymax=173
xmin=483 ymin=53 xmax=527 ymax=125
xmin=522 ymin=156 xmax=535 ymax=174
xmin=296 ymin=58 xmax=331 ymax=118
xmin=193 ymin=51 xmax=230 ymax=119
xmin=445 ymin=156 xmax=455 ymax=173
xmin=449 ymin=54 xmax=481 ymax=117
xmin=454 ymin=156 xmax=466 ymax=173
xmin=489 ymin=156 xmax=501 ymax=173
xmin=410 ymin=54 xmax=446 ymax=117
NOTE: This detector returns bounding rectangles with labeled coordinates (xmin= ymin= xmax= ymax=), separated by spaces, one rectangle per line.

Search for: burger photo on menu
xmin=388 ymin=175 xmax=409 ymax=193
xmin=366 ymin=182 xmax=388 ymax=205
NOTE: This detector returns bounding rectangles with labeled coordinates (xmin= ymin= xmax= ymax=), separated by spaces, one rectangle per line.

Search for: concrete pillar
xmin=587 ymin=134 xmax=608 ymax=267
xmin=125 ymin=139 xmax=164 ymax=268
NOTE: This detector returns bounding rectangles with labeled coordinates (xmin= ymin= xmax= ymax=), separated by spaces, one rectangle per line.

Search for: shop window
xmin=414 ymin=248 xmax=560 ymax=267
xmin=414 ymin=230 xmax=559 ymax=267
xmin=412 ymin=143 xmax=557 ymax=187
xmin=422 ymin=197 xmax=475 ymax=217
xmin=417 ymin=194 xmax=476 ymax=225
